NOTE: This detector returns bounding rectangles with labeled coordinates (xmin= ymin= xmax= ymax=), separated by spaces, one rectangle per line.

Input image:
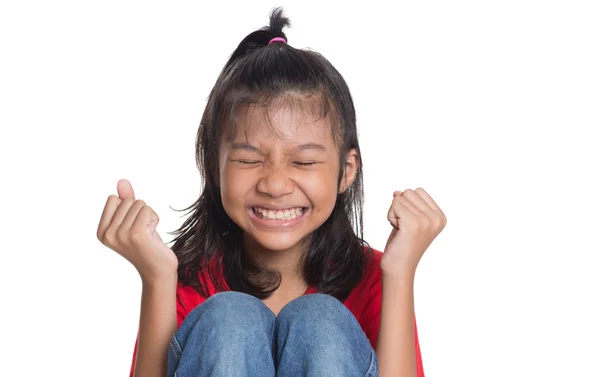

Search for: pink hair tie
xmin=268 ymin=37 xmax=287 ymax=45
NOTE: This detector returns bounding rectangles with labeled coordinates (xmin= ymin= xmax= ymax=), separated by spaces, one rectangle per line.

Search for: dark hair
xmin=167 ymin=7 xmax=374 ymax=302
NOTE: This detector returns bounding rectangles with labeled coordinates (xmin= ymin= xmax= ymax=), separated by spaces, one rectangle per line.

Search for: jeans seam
xmin=365 ymin=349 xmax=379 ymax=377
xmin=270 ymin=311 xmax=277 ymax=368
xmin=170 ymin=334 xmax=182 ymax=360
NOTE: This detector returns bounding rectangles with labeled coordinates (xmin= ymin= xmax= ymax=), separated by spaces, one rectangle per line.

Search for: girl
xmin=97 ymin=7 xmax=446 ymax=377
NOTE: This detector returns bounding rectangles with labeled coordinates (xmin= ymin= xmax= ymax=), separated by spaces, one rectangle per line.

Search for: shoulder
xmin=341 ymin=245 xmax=384 ymax=320
xmin=175 ymin=281 xmax=206 ymax=325
xmin=176 ymin=252 xmax=228 ymax=305
xmin=362 ymin=245 xmax=384 ymax=283
xmin=175 ymin=262 xmax=225 ymax=326
xmin=345 ymin=245 xmax=384 ymax=302
xmin=365 ymin=245 xmax=384 ymax=262
xmin=361 ymin=246 xmax=383 ymax=284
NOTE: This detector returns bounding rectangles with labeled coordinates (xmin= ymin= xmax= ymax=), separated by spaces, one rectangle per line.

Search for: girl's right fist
xmin=96 ymin=179 xmax=178 ymax=282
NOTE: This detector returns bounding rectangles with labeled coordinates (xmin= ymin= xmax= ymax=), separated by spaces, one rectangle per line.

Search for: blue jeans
xmin=167 ymin=291 xmax=379 ymax=377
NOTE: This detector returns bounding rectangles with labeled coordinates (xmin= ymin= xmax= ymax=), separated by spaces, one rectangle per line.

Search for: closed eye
xmin=236 ymin=160 xmax=261 ymax=165
xmin=293 ymin=162 xmax=317 ymax=166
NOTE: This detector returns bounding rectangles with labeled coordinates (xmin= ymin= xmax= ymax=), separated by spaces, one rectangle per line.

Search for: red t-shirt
xmin=129 ymin=247 xmax=425 ymax=376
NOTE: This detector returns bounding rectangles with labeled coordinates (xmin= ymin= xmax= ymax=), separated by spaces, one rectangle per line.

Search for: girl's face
xmin=218 ymin=104 xmax=357 ymax=253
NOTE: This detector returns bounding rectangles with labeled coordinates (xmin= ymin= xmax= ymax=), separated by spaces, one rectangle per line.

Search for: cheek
xmin=220 ymin=166 xmax=249 ymax=213
xmin=300 ymin=167 xmax=339 ymax=211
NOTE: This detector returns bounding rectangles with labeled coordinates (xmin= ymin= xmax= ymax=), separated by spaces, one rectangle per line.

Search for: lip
xmin=248 ymin=207 xmax=308 ymax=229
xmin=249 ymin=205 xmax=305 ymax=211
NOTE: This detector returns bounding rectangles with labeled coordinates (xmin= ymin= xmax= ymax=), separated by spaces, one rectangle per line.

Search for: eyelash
xmin=237 ymin=160 xmax=260 ymax=165
xmin=235 ymin=161 xmax=317 ymax=166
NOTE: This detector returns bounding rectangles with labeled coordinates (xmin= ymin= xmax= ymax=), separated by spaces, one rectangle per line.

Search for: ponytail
xmin=224 ymin=7 xmax=290 ymax=69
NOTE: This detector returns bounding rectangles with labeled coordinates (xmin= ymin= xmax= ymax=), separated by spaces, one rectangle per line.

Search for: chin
xmin=247 ymin=231 xmax=309 ymax=252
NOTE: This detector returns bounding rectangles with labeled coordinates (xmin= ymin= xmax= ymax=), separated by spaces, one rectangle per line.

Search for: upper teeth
xmin=254 ymin=207 xmax=303 ymax=220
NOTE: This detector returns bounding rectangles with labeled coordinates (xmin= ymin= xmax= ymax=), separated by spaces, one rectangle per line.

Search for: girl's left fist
xmin=381 ymin=188 xmax=447 ymax=277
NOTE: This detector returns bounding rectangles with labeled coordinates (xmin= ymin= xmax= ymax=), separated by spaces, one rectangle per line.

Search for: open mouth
xmin=251 ymin=207 xmax=308 ymax=221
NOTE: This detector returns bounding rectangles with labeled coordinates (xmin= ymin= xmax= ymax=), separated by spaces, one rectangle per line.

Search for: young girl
xmin=97 ymin=8 xmax=446 ymax=377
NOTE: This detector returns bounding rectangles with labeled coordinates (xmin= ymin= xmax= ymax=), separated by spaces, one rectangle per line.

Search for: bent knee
xmin=202 ymin=291 xmax=275 ymax=322
xmin=278 ymin=293 xmax=350 ymax=323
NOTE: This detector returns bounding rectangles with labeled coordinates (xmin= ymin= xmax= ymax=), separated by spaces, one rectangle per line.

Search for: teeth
xmin=253 ymin=207 xmax=304 ymax=220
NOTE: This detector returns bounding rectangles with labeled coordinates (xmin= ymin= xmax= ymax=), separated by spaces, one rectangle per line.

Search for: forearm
xmin=133 ymin=275 xmax=178 ymax=377
xmin=376 ymin=275 xmax=416 ymax=377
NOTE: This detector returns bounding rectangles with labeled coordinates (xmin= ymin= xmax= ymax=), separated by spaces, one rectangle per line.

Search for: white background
xmin=1 ymin=1 xmax=599 ymax=376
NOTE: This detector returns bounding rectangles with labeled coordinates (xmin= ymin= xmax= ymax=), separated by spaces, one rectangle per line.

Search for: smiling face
xmin=218 ymin=101 xmax=358 ymax=254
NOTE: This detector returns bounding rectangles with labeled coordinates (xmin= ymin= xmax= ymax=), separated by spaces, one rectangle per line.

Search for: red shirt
xmin=130 ymin=247 xmax=425 ymax=376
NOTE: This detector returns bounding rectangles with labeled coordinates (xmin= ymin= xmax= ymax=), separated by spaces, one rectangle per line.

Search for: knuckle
xmin=104 ymin=229 xmax=116 ymax=245
xmin=130 ymin=229 xmax=145 ymax=245
xmin=138 ymin=205 xmax=151 ymax=218
xmin=96 ymin=228 xmax=104 ymax=242
xmin=129 ymin=231 xmax=141 ymax=243
xmin=434 ymin=213 xmax=447 ymax=229
xmin=121 ymin=198 xmax=134 ymax=206
xmin=145 ymin=205 xmax=158 ymax=219
xmin=116 ymin=228 xmax=129 ymax=243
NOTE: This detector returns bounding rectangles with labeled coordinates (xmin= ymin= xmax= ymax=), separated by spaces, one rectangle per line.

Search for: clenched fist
xmin=381 ymin=188 xmax=447 ymax=278
xmin=96 ymin=179 xmax=178 ymax=283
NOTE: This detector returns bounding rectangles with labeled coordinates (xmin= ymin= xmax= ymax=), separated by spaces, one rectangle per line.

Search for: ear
xmin=338 ymin=148 xmax=359 ymax=194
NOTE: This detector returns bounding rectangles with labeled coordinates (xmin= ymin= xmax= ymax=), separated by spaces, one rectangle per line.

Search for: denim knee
xmin=277 ymin=293 xmax=353 ymax=326
xmin=168 ymin=291 xmax=278 ymax=377
xmin=274 ymin=293 xmax=377 ymax=377
xmin=203 ymin=291 xmax=275 ymax=320
xmin=174 ymin=291 xmax=276 ymax=347
xmin=276 ymin=293 xmax=369 ymax=342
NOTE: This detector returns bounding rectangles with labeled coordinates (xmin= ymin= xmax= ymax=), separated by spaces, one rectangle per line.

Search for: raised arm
xmin=377 ymin=275 xmax=417 ymax=377
xmin=378 ymin=188 xmax=447 ymax=377
xmin=133 ymin=275 xmax=178 ymax=377
xmin=96 ymin=179 xmax=179 ymax=377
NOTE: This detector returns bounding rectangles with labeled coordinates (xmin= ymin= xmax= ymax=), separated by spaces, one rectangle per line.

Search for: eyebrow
xmin=230 ymin=143 xmax=261 ymax=152
xmin=229 ymin=142 xmax=326 ymax=152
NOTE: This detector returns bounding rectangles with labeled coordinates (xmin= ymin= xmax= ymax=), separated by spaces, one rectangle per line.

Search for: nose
xmin=256 ymin=167 xmax=294 ymax=198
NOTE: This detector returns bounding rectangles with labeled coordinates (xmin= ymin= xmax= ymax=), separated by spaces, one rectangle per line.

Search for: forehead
xmin=222 ymin=95 xmax=338 ymax=147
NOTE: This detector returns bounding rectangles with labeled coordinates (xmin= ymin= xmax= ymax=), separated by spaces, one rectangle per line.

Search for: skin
xmin=97 ymin=180 xmax=178 ymax=377
xmin=217 ymin=102 xmax=448 ymax=377
xmin=98 ymin=100 xmax=446 ymax=377
xmin=218 ymin=103 xmax=358 ymax=285
xmin=377 ymin=189 xmax=447 ymax=377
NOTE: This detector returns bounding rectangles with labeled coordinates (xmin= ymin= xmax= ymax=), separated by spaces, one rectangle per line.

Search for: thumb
xmin=117 ymin=179 xmax=136 ymax=200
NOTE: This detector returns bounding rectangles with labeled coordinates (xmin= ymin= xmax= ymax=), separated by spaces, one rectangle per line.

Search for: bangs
xmin=203 ymin=41 xmax=349 ymax=148
xmin=219 ymin=89 xmax=341 ymax=145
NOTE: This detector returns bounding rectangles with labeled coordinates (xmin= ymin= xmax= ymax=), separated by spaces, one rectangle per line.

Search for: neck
xmin=242 ymin=234 xmax=307 ymax=287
